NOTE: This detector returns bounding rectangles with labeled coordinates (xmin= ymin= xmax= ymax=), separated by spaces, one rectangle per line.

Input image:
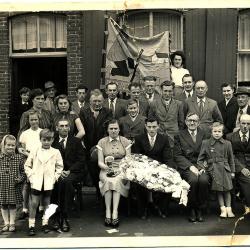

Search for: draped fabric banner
xmin=105 ymin=18 xmax=171 ymax=92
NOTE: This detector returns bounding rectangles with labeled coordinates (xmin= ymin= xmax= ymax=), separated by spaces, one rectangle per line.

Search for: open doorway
xmin=10 ymin=57 xmax=67 ymax=135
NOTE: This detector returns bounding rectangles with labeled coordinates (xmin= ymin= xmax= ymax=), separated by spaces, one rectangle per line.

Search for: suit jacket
xmin=133 ymin=132 xmax=174 ymax=167
xmin=148 ymin=98 xmax=184 ymax=139
xmin=103 ymin=98 xmax=127 ymax=119
xmin=119 ymin=114 xmax=146 ymax=140
xmin=52 ymin=135 xmax=86 ymax=173
xmin=227 ymin=131 xmax=250 ymax=173
xmin=173 ymin=128 xmax=209 ymax=171
xmin=137 ymin=98 xmax=150 ymax=117
xmin=79 ymin=106 xmax=113 ymax=150
xmin=141 ymin=91 xmax=161 ymax=104
xmin=175 ymin=91 xmax=194 ymax=102
xmin=182 ymin=96 xmax=223 ymax=131
xmin=71 ymin=100 xmax=89 ymax=115
xmin=218 ymin=97 xmax=239 ymax=134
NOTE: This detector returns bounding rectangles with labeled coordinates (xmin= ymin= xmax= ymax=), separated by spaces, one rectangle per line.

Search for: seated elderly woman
xmin=97 ymin=119 xmax=132 ymax=228
xmin=53 ymin=94 xmax=85 ymax=139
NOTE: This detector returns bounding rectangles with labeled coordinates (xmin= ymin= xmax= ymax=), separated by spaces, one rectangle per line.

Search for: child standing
xmin=24 ymin=129 xmax=63 ymax=236
xmin=0 ymin=135 xmax=26 ymax=232
xmin=197 ymin=122 xmax=235 ymax=218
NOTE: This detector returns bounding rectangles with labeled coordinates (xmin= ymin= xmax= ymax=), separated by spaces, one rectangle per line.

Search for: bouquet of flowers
xmin=119 ymin=154 xmax=190 ymax=206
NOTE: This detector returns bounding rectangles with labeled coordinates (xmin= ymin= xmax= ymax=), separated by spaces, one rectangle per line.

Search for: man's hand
xmin=241 ymin=168 xmax=250 ymax=177
xmin=189 ymin=165 xmax=199 ymax=176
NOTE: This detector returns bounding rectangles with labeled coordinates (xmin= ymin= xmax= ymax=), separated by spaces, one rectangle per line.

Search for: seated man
xmin=51 ymin=118 xmax=86 ymax=232
xmin=227 ymin=114 xmax=250 ymax=214
xmin=133 ymin=117 xmax=174 ymax=219
xmin=173 ymin=112 xmax=210 ymax=222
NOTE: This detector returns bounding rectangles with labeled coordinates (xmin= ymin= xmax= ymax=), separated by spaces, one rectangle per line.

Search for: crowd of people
xmin=1 ymin=51 xmax=250 ymax=237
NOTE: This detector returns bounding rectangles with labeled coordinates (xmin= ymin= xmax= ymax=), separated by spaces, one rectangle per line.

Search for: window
xmin=238 ymin=10 xmax=250 ymax=86
xmin=120 ymin=10 xmax=183 ymax=52
xmin=10 ymin=13 xmax=67 ymax=57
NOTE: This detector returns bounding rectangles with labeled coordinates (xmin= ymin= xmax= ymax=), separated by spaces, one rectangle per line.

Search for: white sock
xmin=28 ymin=218 xmax=35 ymax=228
xmin=9 ymin=209 xmax=16 ymax=225
xmin=42 ymin=218 xmax=48 ymax=226
xmin=1 ymin=209 xmax=9 ymax=225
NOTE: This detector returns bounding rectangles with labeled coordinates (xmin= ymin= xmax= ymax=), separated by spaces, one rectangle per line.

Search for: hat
xmin=44 ymin=81 xmax=55 ymax=89
xmin=234 ymin=87 xmax=250 ymax=96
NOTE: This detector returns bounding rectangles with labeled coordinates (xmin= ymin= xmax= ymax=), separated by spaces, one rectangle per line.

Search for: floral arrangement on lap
xmin=119 ymin=154 xmax=190 ymax=206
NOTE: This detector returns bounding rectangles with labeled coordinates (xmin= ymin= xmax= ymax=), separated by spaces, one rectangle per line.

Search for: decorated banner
xmin=105 ymin=18 xmax=171 ymax=93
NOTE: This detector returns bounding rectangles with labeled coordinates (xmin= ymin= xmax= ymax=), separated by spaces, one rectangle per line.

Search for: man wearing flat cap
xmin=71 ymin=84 xmax=89 ymax=115
xmin=233 ymin=87 xmax=250 ymax=132
xmin=44 ymin=81 xmax=57 ymax=115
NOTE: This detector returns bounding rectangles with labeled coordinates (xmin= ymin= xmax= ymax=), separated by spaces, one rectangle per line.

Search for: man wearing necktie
xmin=148 ymin=81 xmax=184 ymax=145
xmin=227 ymin=114 xmax=250 ymax=215
xmin=103 ymin=82 xmax=127 ymax=119
xmin=182 ymin=80 xmax=223 ymax=134
xmin=142 ymin=76 xmax=161 ymax=104
xmin=51 ymin=118 xmax=86 ymax=232
xmin=233 ymin=87 xmax=250 ymax=132
xmin=71 ymin=84 xmax=89 ymax=115
xmin=133 ymin=117 xmax=175 ymax=219
xmin=174 ymin=112 xmax=210 ymax=222
xmin=175 ymin=74 xmax=195 ymax=102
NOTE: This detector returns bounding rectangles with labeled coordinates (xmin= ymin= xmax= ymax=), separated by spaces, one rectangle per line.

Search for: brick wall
xmin=0 ymin=13 xmax=10 ymax=141
xmin=67 ymin=12 xmax=84 ymax=100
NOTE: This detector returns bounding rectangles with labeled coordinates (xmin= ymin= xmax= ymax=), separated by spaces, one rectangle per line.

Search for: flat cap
xmin=44 ymin=81 xmax=55 ymax=89
xmin=234 ymin=87 xmax=250 ymax=96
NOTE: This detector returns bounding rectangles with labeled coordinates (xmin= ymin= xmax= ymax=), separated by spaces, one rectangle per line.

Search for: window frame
xmin=119 ymin=9 xmax=183 ymax=52
xmin=9 ymin=13 xmax=67 ymax=58
xmin=237 ymin=9 xmax=250 ymax=86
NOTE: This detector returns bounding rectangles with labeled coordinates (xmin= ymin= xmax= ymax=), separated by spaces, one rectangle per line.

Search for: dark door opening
xmin=10 ymin=57 xmax=67 ymax=135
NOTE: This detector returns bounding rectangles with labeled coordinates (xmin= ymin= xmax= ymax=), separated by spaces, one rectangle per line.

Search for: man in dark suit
xmin=133 ymin=117 xmax=174 ymax=219
xmin=79 ymin=89 xmax=113 ymax=198
xmin=128 ymin=82 xmax=150 ymax=117
xmin=175 ymin=74 xmax=195 ymax=102
xmin=182 ymin=80 xmax=223 ymax=133
xmin=103 ymin=82 xmax=127 ymax=119
xmin=227 ymin=114 xmax=250 ymax=214
xmin=51 ymin=118 xmax=86 ymax=232
xmin=233 ymin=87 xmax=250 ymax=132
xmin=71 ymin=84 xmax=89 ymax=115
xmin=218 ymin=83 xmax=238 ymax=135
xmin=173 ymin=112 xmax=210 ymax=222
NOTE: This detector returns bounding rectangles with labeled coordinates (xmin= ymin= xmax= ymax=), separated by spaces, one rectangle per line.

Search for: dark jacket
xmin=133 ymin=132 xmax=174 ymax=167
xmin=173 ymin=128 xmax=209 ymax=171
xmin=103 ymin=98 xmax=127 ymax=119
xmin=218 ymin=97 xmax=239 ymax=134
xmin=79 ymin=106 xmax=113 ymax=150
xmin=52 ymin=135 xmax=86 ymax=173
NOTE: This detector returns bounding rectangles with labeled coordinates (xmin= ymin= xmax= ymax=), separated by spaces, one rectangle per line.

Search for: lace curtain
xmin=238 ymin=11 xmax=250 ymax=82
xmin=11 ymin=14 xmax=66 ymax=52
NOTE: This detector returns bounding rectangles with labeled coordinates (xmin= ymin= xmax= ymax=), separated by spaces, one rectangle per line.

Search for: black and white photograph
xmin=0 ymin=0 xmax=249 ymax=248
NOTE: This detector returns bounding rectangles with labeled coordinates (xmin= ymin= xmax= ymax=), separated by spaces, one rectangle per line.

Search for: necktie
xmin=110 ymin=100 xmax=115 ymax=117
xmin=191 ymin=131 xmax=196 ymax=143
xmin=59 ymin=138 xmax=65 ymax=150
xmin=239 ymin=109 xmax=243 ymax=123
xmin=149 ymin=136 xmax=155 ymax=148
xmin=242 ymin=133 xmax=248 ymax=144
xmin=188 ymin=93 xmax=191 ymax=98
xmin=199 ymin=100 xmax=204 ymax=113
xmin=165 ymin=101 xmax=170 ymax=112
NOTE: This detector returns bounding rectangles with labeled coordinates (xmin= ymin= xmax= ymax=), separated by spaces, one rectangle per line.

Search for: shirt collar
xmin=239 ymin=105 xmax=248 ymax=113
xmin=59 ymin=136 xmax=68 ymax=143
xmin=147 ymin=133 xmax=157 ymax=141
xmin=129 ymin=114 xmax=138 ymax=121
xmin=188 ymin=129 xmax=197 ymax=136
xmin=185 ymin=90 xmax=193 ymax=97
xmin=78 ymin=100 xmax=85 ymax=107
xmin=197 ymin=97 xmax=206 ymax=103
xmin=210 ymin=137 xmax=225 ymax=145
xmin=109 ymin=98 xmax=117 ymax=104
xmin=109 ymin=136 xmax=120 ymax=142
xmin=239 ymin=130 xmax=249 ymax=139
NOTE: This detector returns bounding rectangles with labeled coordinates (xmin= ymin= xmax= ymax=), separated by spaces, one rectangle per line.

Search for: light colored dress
xmin=97 ymin=136 xmax=131 ymax=197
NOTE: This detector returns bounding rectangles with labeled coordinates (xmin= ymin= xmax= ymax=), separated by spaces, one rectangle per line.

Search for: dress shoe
xmin=111 ymin=218 xmax=119 ymax=228
xmin=139 ymin=209 xmax=148 ymax=220
xmin=28 ymin=227 xmax=36 ymax=236
xmin=1 ymin=224 xmax=9 ymax=232
xmin=104 ymin=217 xmax=112 ymax=227
xmin=9 ymin=224 xmax=16 ymax=232
xmin=51 ymin=217 xmax=61 ymax=231
xmin=188 ymin=209 xmax=196 ymax=222
xmin=42 ymin=224 xmax=50 ymax=233
xmin=196 ymin=209 xmax=204 ymax=222
xmin=61 ymin=218 xmax=70 ymax=232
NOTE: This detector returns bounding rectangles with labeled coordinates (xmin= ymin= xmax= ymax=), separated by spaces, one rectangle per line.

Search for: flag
xmin=105 ymin=18 xmax=171 ymax=92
